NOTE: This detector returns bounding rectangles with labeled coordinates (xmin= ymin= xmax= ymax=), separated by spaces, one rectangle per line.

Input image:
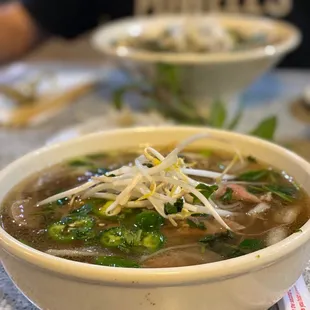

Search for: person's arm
xmin=0 ymin=2 xmax=44 ymax=64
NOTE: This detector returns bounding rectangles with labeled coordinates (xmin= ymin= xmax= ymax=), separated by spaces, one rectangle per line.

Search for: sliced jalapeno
xmin=48 ymin=223 xmax=75 ymax=242
xmin=142 ymin=232 xmax=165 ymax=252
xmin=92 ymin=200 xmax=118 ymax=221
xmin=95 ymin=256 xmax=140 ymax=268
xmin=100 ymin=227 xmax=124 ymax=247
xmin=48 ymin=215 xmax=95 ymax=242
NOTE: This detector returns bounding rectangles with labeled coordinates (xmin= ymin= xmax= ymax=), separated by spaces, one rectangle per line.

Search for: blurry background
xmin=0 ymin=0 xmax=308 ymax=67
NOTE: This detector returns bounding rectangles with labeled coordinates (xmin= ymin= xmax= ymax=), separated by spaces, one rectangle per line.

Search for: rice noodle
xmin=247 ymin=202 xmax=270 ymax=216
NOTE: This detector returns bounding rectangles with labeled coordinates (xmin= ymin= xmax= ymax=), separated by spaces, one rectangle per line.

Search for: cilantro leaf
xmin=164 ymin=198 xmax=184 ymax=215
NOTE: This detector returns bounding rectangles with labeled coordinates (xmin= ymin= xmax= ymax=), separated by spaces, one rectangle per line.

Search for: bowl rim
xmin=91 ymin=13 xmax=301 ymax=64
xmin=1 ymin=126 xmax=310 ymax=286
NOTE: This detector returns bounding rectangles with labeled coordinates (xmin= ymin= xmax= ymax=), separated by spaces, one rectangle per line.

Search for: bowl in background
xmin=91 ymin=14 xmax=301 ymax=105
xmin=1 ymin=126 xmax=310 ymax=310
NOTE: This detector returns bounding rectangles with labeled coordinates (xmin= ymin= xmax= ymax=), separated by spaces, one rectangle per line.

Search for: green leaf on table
xmin=227 ymin=106 xmax=244 ymax=130
xmin=209 ymin=100 xmax=227 ymax=128
xmin=249 ymin=116 xmax=277 ymax=141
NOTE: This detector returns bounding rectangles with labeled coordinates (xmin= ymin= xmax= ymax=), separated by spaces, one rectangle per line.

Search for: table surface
xmin=0 ymin=63 xmax=309 ymax=310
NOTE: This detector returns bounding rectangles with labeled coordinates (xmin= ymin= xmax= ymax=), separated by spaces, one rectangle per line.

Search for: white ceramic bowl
xmin=91 ymin=14 xmax=301 ymax=102
xmin=1 ymin=126 xmax=310 ymax=310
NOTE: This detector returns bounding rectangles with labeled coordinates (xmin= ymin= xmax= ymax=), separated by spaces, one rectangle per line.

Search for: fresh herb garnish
xmin=200 ymin=232 xmax=264 ymax=259
xmin=265 ymin=185 xmax=297 ymax=202
xmin=239 ymin=239 xmax=263 ymax=252
xmin=164 ymin=198 xmax=184 ymax=215
xmin=123 ymin=229 xmax=144 ymax=247
xmin=237 ymin=170 xmax=270 ymax=182
xmin=112 ymin=70 xmax=278 ymax=140
xmin=221 ymin=187 xmax=233 ymax=203
xmin=247 ymin=184 xmax=298 ymax=202
xmin=249 ymin=116 xmax=277 ymax=141
xmin=199 ymin=231 xmax=235 ymax=244
xmin=135 ymin=211 xmax=164 ymax=231
xmin=187 ymin=218 xmax=206 ymax=230
xmin=227 ymin=105 xmax=243 ymax=130
xmin=95 ymin=256 xmax=140 ymax=268
xmin=209 ymin=100 xmax=227 ymax=128
xmin=192 ymin=184 xmax=218 ymax=204
xmin=237 ymin=169 xmax=280 ymax=183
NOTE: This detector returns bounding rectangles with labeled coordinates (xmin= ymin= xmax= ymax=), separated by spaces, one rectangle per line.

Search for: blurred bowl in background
xmin=91 ymin=13 xmax=301 ymax=106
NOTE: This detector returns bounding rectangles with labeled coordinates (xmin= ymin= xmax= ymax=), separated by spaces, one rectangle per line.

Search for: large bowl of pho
xmin=91 ymin=14 xmax=300 ymax=104
xmin=1 ymin=127 xmax=310 ymax=310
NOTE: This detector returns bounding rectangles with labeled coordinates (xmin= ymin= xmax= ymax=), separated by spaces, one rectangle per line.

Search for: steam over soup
xmin=1 ymin=134 xmax=309 ymax=268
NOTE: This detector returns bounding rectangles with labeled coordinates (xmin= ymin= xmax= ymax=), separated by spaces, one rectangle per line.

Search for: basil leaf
xmin=249 ymin=116 xmax=277 ymax=141
xmin=209 ymin=100 xmax=227 ymax=128
xmin=227 ymin=106 xmax=243 ymax=130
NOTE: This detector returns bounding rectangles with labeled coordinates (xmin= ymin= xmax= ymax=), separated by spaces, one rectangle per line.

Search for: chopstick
xmin=3 ymin=81 xmax=95 ymax=127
